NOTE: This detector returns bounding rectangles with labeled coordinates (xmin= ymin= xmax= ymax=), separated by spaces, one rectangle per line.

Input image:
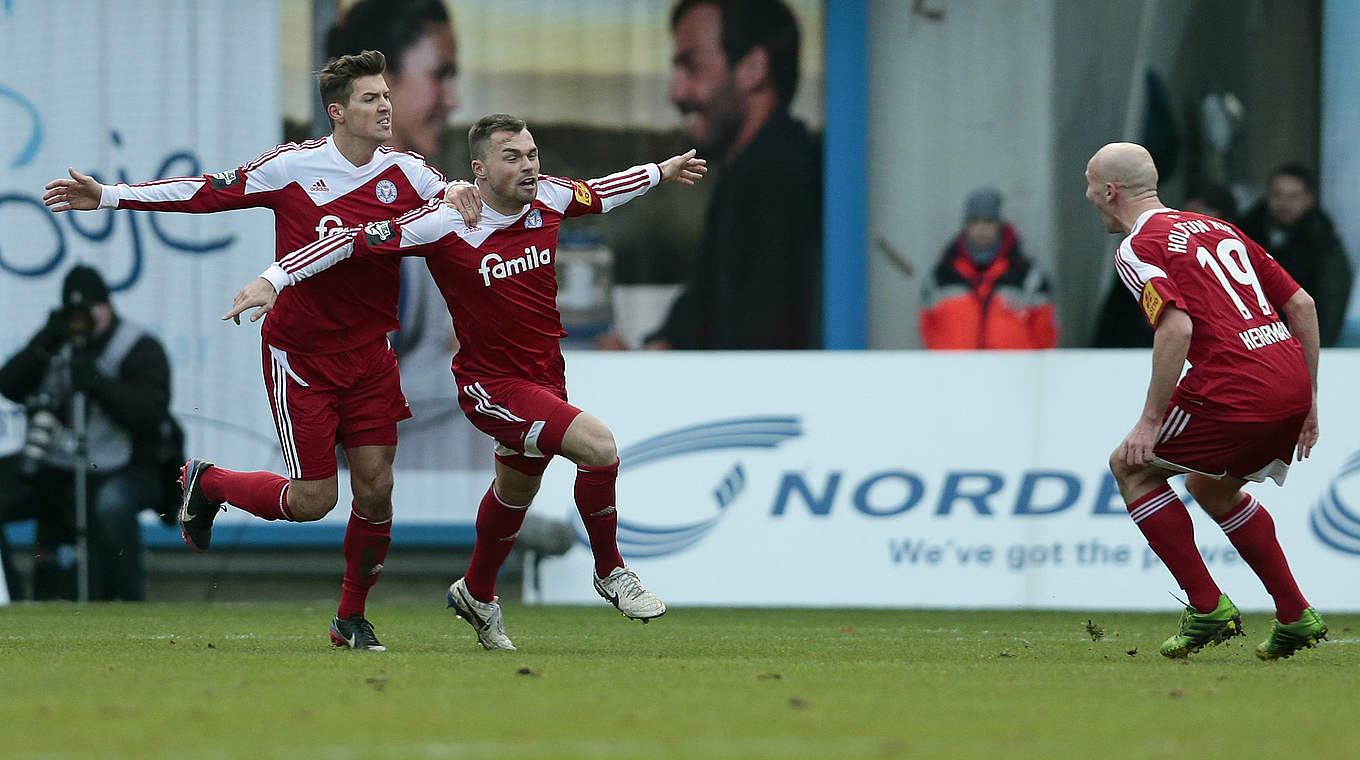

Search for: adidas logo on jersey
xmin=310 ymin=179 xmax=329 ymax=192
xmin=478 ymin=246 xmax=553 ymax=287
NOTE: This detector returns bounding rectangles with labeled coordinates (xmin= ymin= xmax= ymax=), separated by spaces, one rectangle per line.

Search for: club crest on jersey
xmin=478 ymin=246 xmax=553 ymax=287
xmin=573 ymin=180 xmax=592 ymax=205
xmin=209 ymin=169 xmax=242 ymax=189
xmin=375 ymin=179 xmax=398 ymax=204
xmin=364 ymin=219 xmax=394 ymax=247
xmin=525 ymin=209 xmax=542 ymax=228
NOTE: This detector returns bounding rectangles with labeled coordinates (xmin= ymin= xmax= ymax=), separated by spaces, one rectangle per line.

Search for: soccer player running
xmin=226 ymin=114 xmax=707 ymax=650
xmin=1085 ymin=142 xmax=1327 ymax=660
xmin=42 ymin=51 xmax=481 ymax=651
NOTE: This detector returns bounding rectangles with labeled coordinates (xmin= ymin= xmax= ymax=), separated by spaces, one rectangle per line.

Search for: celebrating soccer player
xmin=1084 ymin=142 xmax=1327 ymax=660
xmin=43 ymin=51 xmax=482 ymax=652
xmin=226 ymin=114 xmax=707 ymax=650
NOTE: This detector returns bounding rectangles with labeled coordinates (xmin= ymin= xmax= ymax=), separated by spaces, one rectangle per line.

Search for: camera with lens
xmin=19 ymin=392 xmax=64 ymax=477
xmin=61 ymin=301 xmax=95 ymax=340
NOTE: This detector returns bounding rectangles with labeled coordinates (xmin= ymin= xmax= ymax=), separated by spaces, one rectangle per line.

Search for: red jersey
xmin=99 ymin=136 xmax=447 ymax=354
xmin=1114 ymin=208 xmax=1310 ymax=421
xmin=266 ymin=164 xmax=661 ymax=390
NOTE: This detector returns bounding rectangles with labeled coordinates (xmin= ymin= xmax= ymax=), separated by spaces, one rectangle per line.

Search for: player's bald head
xmin=1087 ymin=142 xmax=1159 ymax=197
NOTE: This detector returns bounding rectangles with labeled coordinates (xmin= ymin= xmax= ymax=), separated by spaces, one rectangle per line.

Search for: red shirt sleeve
xmin=1127 ymin=238 xmax=1183 ymax=327
xmin=110 ymin=146 xmax=291 ymax=213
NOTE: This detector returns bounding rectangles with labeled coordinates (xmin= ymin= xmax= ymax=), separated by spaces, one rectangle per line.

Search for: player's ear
xmin=327 ymin=101 xmax=345 ymax=124
xmin=471 ymin=159 xmax=486 ymax=180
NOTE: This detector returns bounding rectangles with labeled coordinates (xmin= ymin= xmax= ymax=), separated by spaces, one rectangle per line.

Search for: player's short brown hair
xmin=317 ymin=50 xmax=387 ymax=123
xmin=468 ymin=114 xmax=527 ymax=161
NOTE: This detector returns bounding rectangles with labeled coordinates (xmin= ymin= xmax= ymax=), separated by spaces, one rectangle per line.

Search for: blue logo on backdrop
xmin=586 ymin=419 xmax=1149 ymax=561
xmin=375 ymin=179 xmax=398 ymax=204
xmin=579 ymin=416 xmax=803 ymax=557
xmin=0 ymin=124 xmax=234 ymax=286
xmin=1 ymin=84 xmax=43 ymax=169
xmin=1309 ymin=448 xmax=1360 ymax=557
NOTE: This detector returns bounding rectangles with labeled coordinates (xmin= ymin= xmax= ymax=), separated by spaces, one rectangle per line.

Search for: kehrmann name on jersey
xmin=1240 ymin=320 xmax=1293 ymax=350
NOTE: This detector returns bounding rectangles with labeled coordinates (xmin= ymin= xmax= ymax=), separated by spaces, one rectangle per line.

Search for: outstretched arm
xmin=551 ymin=150 xmax=707 ymax=219
xmin=42 ymin=168 xmax=103 ymax=212
xmin=222 ymin=201 xmax=455 ymax=324
xmin=45 ymin=145 xmax=289 ymax=215
xmin=222 ymin=227 xmax=366 ymax=324
xmin=657 ymin=149 xmax=707 ymax=186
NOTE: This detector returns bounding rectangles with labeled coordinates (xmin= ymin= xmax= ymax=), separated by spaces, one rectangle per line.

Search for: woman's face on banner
xmin=389 ymin=23 xmax=460 ymax=158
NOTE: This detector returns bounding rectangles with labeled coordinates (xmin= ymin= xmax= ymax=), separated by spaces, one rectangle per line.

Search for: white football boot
xmin=593 ymin=567 xmax=667 ymax=621
xmin=446 ymin=577 xmax=516 ymax=650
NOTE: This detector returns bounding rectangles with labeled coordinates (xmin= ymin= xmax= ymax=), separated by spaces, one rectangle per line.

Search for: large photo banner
xmin=531 ymin=351 xmax=1360 ymax=611
xmin=4 ymin=0 xmax=828 ymax=535
xmin=0 ymin=1 xmax=281 ymax=469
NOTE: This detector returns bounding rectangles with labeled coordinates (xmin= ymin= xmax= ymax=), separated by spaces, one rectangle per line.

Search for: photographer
xmin=0 ymin=266 xmax=171 ymax=601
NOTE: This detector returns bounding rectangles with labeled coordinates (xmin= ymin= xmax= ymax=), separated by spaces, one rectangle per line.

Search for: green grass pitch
xmin=2 ymin=603 xmax=1356 ymax=759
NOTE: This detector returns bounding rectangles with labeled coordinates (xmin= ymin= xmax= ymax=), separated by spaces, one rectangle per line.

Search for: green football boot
xmin=1256 ymin=607 xmax=1327 ymax=661
xmin=1159 ymin=594 xmax=1244 ymax=659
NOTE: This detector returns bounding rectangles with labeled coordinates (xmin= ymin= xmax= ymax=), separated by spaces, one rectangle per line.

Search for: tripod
xmin=71 ymin=386 xmax=90 ymax=603
xmin=58 ymin=336 xmax=92 ymax=604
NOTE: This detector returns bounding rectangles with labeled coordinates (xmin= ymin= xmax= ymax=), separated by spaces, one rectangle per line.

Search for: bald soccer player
xmin=1085 ymin=142 xmax=1327 ymax=660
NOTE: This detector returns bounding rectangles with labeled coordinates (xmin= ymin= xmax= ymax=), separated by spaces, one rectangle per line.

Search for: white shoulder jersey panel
xmin=244 ymin=138 xmax=443 ymax=206
xmin=394 ymin=201 xmax=462 ymax=249
xmin=379 ymin=145 xmax=449 ymax=199
xmin=241 ymin=138 xmax=325 ymax=196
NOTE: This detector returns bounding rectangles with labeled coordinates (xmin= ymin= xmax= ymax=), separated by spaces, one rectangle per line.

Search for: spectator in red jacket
xmin=919 ymin=188 xmax=1059 ymax=349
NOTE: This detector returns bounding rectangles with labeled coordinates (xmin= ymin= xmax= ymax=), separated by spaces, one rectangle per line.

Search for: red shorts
xmin=455 ymin=376 xmax=582 ymax=476
xmin=262 ymin=337 xmax=411 ymax=480
xmin=1152 ymin=401 xmax=1306 ymax=485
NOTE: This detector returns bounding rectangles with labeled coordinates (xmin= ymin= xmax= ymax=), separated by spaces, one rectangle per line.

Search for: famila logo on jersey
xmin=478 ymin=246 xmax=553 ymax=286
xmin=575 ymin=417 xmax=804 ymax=557
xmin=1309 ymin=447 xmax=1360 ymax=557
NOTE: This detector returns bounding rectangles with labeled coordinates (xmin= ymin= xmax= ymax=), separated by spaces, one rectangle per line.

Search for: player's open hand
xmin=1118 ymin=417 xmax=1160 ymax=467
xmin=42 ymin=168 xmax=102 ymax=212
xmin=658 ymin=149 xmax=707 ymax=185
xmin=223 ymin=278 xmax=279 ymax=324
xmin=1296 ymin=399 xmax=1319 ymax=460
xmin=443 ymin=181 xmax=483 ymax=226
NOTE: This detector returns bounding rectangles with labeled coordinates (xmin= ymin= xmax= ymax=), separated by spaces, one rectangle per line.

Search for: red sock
xmin=200 ymin=466 xmax=294 ymax=521
xmin=336 ymin=505 xmax=391 ymax=620
xmin=1215 ymin=494 xmax=1308 ymax=623
xmin=464 ymin=485 xmax=529 ymax=603
xmin=575 ymin=459 xmax=625 ymax=578
xmin=1128 ymin=485 xmax=1222 ymax=612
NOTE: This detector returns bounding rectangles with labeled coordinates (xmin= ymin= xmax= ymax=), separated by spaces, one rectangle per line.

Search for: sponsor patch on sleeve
xmin=209 ymin=168 xmax=242 ymax=189
xmin=573 ymin=180 xmax=592 ymax=205
xmin=1140 ymin=280 xmax=1166 ymax=325
xmin=364 ymin=220 xmax=395 ymax=247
